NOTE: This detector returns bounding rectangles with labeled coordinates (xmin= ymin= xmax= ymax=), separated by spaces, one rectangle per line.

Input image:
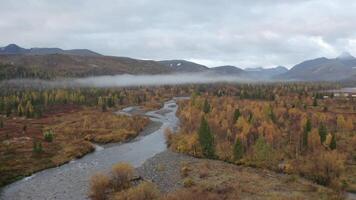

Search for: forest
xmin=0 ymin=82 xmax=355 ymax=199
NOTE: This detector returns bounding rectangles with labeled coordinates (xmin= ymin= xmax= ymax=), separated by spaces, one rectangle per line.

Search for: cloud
xmin=0 ymin=0 xmax=356 ymax=68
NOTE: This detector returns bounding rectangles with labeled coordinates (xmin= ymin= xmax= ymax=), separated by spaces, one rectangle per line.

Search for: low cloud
xmin=0 ymin=73 xmax=258 ymax=89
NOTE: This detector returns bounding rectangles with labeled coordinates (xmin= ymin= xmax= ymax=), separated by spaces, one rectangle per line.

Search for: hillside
xmin=0 ymin=54 xmax=173 ymax=79
xmin=0 ymin=44 xmax=101 ymax=56
xmin=277 ymin=53 xmax=356 ymax=81
xmin=158 ymin=60 xmax=209 ymax=73
xmin=209 ymin=65 xmax=245 ymax=75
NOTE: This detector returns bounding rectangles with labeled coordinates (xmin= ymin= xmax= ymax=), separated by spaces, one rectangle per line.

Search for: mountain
xmin=0 ymin=54 xmax=173 ymax=80
xmin=158 ymin=60 xmax=209 ymax=73
xmin=0 ymin=44 xmax=101 ymax=56
xmin=277 ymin=53 xmax=356 ymax=81
xmin=245 ymin=66 xmax=288 ymax=79
xmin=209 ymin=65 xmax=244 ymax=75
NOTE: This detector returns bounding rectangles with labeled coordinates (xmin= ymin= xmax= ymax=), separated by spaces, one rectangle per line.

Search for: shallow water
xmin=0 ymin=99 xmax=181 ymax=200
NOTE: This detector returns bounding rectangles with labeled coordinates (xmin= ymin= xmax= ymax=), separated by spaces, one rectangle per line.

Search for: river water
xmin=0 ymin=98 xmax=181 ymax=200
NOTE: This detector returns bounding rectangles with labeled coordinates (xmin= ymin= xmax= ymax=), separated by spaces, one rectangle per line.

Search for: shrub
xmin=114 ymin=181 xmax=160 ymax=200
xmin=182 ymin=178 xmax=195 ymax=188
xmin=111 ymin=163 xmax=134 ymax=191
xmin=33 ymin=141 xmax=43 ymax=153
xmin=43 ymin=130 xmax=54 ymax=142
xmin=299 ymin=151 xmax=345 ymax=187
xmin=89 ymin=173 xmax=110 ymax=200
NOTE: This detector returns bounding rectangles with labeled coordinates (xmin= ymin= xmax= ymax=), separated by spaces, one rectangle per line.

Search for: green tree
xmin=303 ymin=118 xmax=312 ymax=149
xmin=318 ymin=123 xmax=327 ymax=143
xmin=233 ymin=137 xmax=244 ymax=160
xmin=98 ymin=97 xmax=107 ymax=112
xmin=233 ymin=108 xmax=241 ymax=123
xmin=203 ymin=99 xmax=210 ymax=114
xmin=330 ymin=134 xmax=336 ymax=150
xmin=250 ymin=136 xmax=274 ymax=167
xmin=198 ymin=117 xmax=215 ymax=158
xmin=313 ymin=98 xmax=318 ymax=107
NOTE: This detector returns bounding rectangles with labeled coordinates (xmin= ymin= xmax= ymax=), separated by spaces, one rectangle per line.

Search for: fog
xmin=73 ymin=73 xmax=255 ymax=87
xmin=1 ymin=73 xmax=262 ymax=89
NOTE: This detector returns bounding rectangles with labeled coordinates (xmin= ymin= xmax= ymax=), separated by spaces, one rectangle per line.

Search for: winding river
xmin=0 ymin=98 xmax=182 ymax=200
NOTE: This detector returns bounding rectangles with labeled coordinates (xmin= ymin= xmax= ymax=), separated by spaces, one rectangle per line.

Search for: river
xmin=0 ymin=98 xmax=182 ymax=200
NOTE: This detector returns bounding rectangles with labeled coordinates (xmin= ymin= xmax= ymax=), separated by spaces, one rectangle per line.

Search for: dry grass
xmin=89 ymin=173 xmax=111 ymax=200
xmin=113 ymin=181 xmax=160 ymax=200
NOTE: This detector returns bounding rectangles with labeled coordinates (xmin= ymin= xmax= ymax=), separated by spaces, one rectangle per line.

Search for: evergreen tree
xmin=303 ymin=118 xmax=312 ymax=149
xmin=233 ymin=108 xmax=241 ymax=123
xmin=313 ymin=98 xmax=318 ymax=107
xmin=233 ymin=137 xmax=244 ymax=160
xmin=330 ymin=134 xmax=336 ymax=150
xmin=318 ymin=123 xmax=327 ymax=143
xmin=203 ymin=99 xmax=210 ymax=114
xmin=98 ymin=97 xmax=107 ymax=112
xmin=198 ymin=117 xmax=215 ymax=158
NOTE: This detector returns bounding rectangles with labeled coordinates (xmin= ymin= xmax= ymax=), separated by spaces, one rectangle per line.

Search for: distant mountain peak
xmin=337 ymin=52 xmax=355 ymax=60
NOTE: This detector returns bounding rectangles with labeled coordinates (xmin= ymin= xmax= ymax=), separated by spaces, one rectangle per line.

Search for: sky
xmin=1 ymin=0 xmax=356 ymax=68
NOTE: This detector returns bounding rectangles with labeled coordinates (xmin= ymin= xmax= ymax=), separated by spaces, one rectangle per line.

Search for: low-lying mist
xmin=0 ymin=73 xmax=264 ymax=89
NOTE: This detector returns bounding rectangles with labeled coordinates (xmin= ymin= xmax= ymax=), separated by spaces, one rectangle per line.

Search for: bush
xmin=182 ymin=178 xmax=195 ymax=188
xmin=33 ymin=141 xmax=43 ymax=153
xmin=299 ymin=151 xmax=345 ymax=187
xmin=114 ymin=181 xmax=160 ymax=200
xmin=89 ymin=173 xmax=110 ymax=200
xmin=111 ymin=163 xmax=134 ymax=191
xmin=43 ymin=130 xmax=54 ymax=142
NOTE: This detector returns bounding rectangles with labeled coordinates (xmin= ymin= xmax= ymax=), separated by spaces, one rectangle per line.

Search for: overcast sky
xmin=1 ymin=0 xmax=356 ymax=68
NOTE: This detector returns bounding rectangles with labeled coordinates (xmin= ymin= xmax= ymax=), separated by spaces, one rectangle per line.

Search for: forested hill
xmin=0 ymin=54 xmax=173 ymax=80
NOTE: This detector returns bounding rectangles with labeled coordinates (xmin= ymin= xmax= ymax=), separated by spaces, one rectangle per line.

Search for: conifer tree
xmin=330 ymin=134 xmax=337 ymax=150
xmin=303 ymin=118 xmax=312 ymax=149
xmin=203 ymin=99 xmax=210 ymax=114
xmin=233 ymin=137 xmax=244 ymax=160
xmin=233 ymin=108 xmax=241 ymax=123
xmin=198 ymin=117 xmax=215 ymax=158
xmin=318 ymin=123 xmax=327 ymax=143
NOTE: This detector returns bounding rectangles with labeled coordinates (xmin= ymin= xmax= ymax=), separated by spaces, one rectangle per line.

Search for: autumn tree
xmin=25 ymin=101 xmax=34 ymax=118
xmin=198 ymin=117 xmax=215 ymax=158
xmin=337 ymin=115 xmax=346 ymax=131
xmin=308 ymin=128 xmax=321 ymax=152
xmin=345 ymin=118 xmax=354 ymax=131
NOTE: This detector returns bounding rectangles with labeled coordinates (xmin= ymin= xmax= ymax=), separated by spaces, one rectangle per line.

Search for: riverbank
xmin=137 ymin=150 xmax=344 ymax=199
xmin=0 ymin=99 xmax=179 ymax=200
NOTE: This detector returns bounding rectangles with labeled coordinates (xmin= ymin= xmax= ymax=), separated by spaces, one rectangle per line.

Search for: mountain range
xmin=0 ymin=44 xmax=355 ymax=81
